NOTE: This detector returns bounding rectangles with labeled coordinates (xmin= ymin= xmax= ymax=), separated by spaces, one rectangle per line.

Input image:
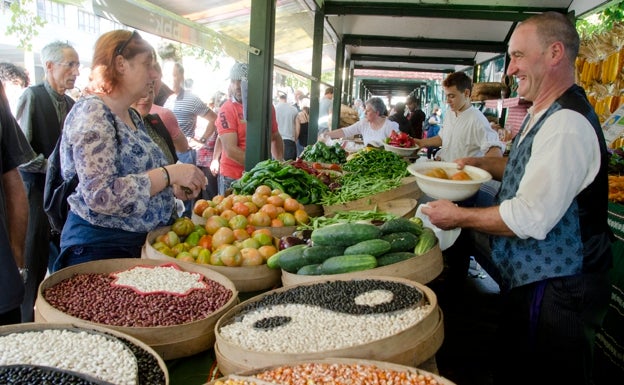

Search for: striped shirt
xmin=163 ymin=89 xmax=211 ymax=138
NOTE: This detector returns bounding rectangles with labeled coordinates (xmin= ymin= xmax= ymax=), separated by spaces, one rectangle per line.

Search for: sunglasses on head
xmin=115 ymin=30 xmax=139 ymax=56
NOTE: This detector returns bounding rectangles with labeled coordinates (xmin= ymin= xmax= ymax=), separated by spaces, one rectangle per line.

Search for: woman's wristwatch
xmin=199 ymin=137 xmax=207 ymax=143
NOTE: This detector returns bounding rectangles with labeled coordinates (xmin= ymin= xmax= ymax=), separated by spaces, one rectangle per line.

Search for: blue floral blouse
xmin=61 ymin=95 xmax=174 ymax=233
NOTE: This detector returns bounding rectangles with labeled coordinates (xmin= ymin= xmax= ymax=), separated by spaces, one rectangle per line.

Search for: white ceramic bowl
xmin=407 ymin=161 xmax=492 ymax=201
xmin=384 ymin=143 xmax=419 ymax=156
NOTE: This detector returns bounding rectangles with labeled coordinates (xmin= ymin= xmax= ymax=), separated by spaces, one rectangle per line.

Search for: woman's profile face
xmin=364 ymin=104 xmax=378 ymax=121
xmin=124 ymin=52 xmax=158 ymax=100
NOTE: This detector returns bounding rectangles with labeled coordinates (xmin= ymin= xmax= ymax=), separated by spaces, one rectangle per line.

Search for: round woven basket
xmin=143 ymin=226 xmax=281 ymax=292
xmin=208 ymin=357 xmax=456 ymax=385
xmin=0 ymin=322 xmax=169 ymax=385
xmin=281 ymin=240 xmax=443 ymax=286
xmin=214 ymin=276 xmax=443 ymax=375
xmin=34 ymin=258 xmax=238 ymax=360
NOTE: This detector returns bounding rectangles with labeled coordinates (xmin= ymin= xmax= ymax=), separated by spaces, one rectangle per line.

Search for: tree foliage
xmin=157 ymin=39 xmax=224 ymax=71
xmin=577 ymin=0 xmax=624 ymax=38
xmin=6 ymin=0 xmax=47 ymax=51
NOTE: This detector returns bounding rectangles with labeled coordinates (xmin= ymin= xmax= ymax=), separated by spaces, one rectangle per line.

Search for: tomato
xmin=171 ymin=217 xmax=195 ymax=237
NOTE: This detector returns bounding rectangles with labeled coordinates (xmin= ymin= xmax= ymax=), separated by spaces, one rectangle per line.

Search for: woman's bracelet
xmin=160 ymin=166 xmax=170 ymax=187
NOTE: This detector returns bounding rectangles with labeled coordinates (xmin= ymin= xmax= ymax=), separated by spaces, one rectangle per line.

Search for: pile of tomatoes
xmin=386 ymin=131 xmax=417 ymax=148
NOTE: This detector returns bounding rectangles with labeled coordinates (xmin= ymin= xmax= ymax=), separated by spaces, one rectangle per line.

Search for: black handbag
xmin=43 ymin=132 xmax=78 ymax=235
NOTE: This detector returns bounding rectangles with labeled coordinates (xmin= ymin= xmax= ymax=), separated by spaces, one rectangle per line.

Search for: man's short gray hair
xmin=40 ymin=41 xmax=76 ymax=67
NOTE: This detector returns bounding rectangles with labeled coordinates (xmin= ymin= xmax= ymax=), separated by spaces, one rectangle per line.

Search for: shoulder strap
xmin=145 ymin=112 xmax=178 ymax=163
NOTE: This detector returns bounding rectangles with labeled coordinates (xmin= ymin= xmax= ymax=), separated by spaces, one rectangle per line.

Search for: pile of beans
xmin=213 ymin=362 xmax=446 ymax=385
xmin=44 ymin=271 xmax=233 ymax=327
xmin=0 ymin=329 xmax=137 ymax=385
xmin=112 ymin=265 xmax=208 ymax=294
xmin=0 ymin=365 xmax=112 ymax=385
xmin=218 ymin=280 xmax=431 ymax=353
xmin=0 ymin=328 xmax=167 ymax=385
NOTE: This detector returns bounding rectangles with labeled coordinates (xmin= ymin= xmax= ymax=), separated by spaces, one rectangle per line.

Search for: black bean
xmin=239 ymin=279 xmax=423 ymax=316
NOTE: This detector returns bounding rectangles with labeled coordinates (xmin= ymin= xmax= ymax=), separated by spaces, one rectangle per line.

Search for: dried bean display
xmin=0 ymin=328 xmax=167 ymax=385
xmin=213 ymin=361 xmax=451 ymax=385
xmin=43 ymin=265 xmax=233 ymax=327
xmin=218 ymin=280 xmax=431 ymax=353
xmin=0 ymin=365 xmax=113 ymax=385
xmin=0 ymin=329 xmax=137 ymax=385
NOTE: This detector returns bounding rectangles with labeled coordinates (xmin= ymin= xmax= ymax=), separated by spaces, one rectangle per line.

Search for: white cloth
xmin=499 ymin=109 xmax=600 ymax=240
xmin=341 ymin=119 xmax=399 ymax=146
xmin=437 ymin=106 xmax=504 ymax=161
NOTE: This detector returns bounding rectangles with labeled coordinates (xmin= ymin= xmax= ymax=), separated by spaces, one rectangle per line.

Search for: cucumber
xmin=381 ymin=232 xmax=420 ymax=252
xmin=266 ymin=244 xmax=307 ymax=271
xmin=303 ymin=245 xmax=346 ymax=264
xmin=297 ymin=264 xmax=324 ymax=275
xmin=311 ymin=222 xmax=382 ymax=247
xmin=344 ymin=239 xmax=391 ymax=257
xmin=380 ymin=217 xmax=423 ymax=236
xmin=377 ymin=251 xmax=417 ymax=267
xmin=414 ymin=227 xmax=438 ymax=255
xmin=320 ymin=254 xmax=378 ymax=275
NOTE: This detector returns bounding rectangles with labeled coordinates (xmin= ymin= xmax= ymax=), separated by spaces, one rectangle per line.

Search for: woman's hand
xmin=170 ymin=163 xmax=207 ymax=199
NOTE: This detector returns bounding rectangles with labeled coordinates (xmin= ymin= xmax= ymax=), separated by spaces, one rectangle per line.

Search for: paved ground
xmin=428 ymin=258 xmax=500 ymax=385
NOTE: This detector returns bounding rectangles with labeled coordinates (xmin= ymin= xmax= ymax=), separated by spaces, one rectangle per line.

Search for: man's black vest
xmin=29 ymin=84 xmax=75 ymax=158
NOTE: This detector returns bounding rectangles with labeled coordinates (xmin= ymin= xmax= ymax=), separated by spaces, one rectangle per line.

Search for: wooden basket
xmin=471 ymin=82 xmax=509 ymax=101
xmin=214 ymin=276 xmax=443 ymax=375
xmin=281 ymin=241 xmax=443 ymax=286
xmin=0 ymin=322 xmax=169 ymax=385
xmin=323 ymin=177 xmax=421 ymax=216
xmin=143 ymin=226 xmax=282 ymax=292
xmin=34 ymin=258 xmax=238 ymax=360
xmin=207 ymin=357 xmax=455 ymax=385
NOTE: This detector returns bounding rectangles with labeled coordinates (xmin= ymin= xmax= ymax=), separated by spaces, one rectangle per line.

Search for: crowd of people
xmin=0 ymin=11 xmax=614 ymax=385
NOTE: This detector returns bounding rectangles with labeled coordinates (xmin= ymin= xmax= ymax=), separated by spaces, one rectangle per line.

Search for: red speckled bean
xmin=44 ymin=274 xmax=233 ymax=327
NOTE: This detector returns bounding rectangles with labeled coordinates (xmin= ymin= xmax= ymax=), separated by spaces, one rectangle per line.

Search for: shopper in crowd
xmin=0 ymin=62 xmax=30 ymax=115
xmin=150 ymin=61 xmax=189 ymax=155
xmin=275 ymin=93 xmax=299 ymax=160
xmin=353 ymin=98 xmax=365 ymax=121
xmin=0 ymin=81 xmax=35 ymax=325
xmin=13 ymin=41 xmax=79 ymax=322
xmin=422 ymin=12 xmax=612 ymax=385
xmin=216 ymin=62 xmax=284 ymax=195
xmin=323 ymin=96 xmax=398 ymax=146
xmin=163 ymin=61 xmax=216 ymax=215
xmin=296 ymin=105 xmax=310 ymax=155
xmin=405 ymin=94 xmax=426 ymax=138
xmin=51 ymin=30 xmax=206 ymax=272
xmin=425 ymin=107 xmax=442 ymax=138
xmin=318 ymin=86 xmax=333 ymax=135
xmin=388 ymin=101 xmax=412 ymax=135
xmin=132 ymin=87 xmax=177 ymax=165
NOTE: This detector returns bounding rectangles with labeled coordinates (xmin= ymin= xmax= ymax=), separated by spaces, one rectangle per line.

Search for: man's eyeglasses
xmin=55 ymin=61 xmax=80 ymax=70
xmin=115 ymin=30 xmax=139 ymax=56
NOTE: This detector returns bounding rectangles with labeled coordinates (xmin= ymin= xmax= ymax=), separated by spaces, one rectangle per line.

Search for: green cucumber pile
xmin=267 ymin=217 xmax=437 ymax=275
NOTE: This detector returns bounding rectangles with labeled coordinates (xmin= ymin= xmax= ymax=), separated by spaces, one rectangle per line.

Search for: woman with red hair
xmin=51 ymin=30 xmax=206 ymax=271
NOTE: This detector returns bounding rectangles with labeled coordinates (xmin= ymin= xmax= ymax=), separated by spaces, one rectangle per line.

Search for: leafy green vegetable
xmin=300 ymin=142 xmax=347 ymax=164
